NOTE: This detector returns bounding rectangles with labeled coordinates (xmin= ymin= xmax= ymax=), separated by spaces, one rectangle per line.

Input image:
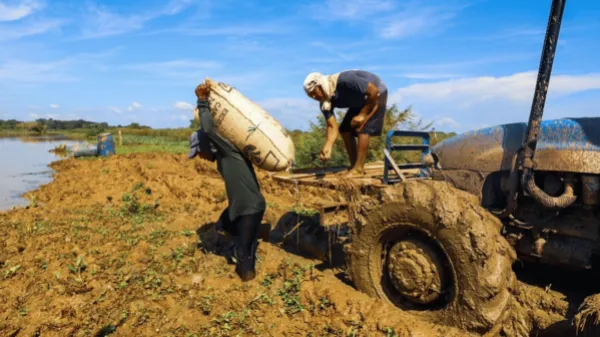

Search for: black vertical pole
xmin=521 ymin=0 xmax=566 ymax=170
xmin=498 ymin=0 xmax=567 ymax=217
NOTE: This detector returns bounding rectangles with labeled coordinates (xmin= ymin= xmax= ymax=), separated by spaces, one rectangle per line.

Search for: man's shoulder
xmin=339 ymin=70 xmax=379 ymax=84
xmin=338 ymin=70 xmax=359 ymax=81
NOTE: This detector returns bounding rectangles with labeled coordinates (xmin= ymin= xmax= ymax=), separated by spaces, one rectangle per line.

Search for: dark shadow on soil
xmin=269 ymin=212 xmax=357 ymax=288
xmin=269 ymin=212 xmax=348 ymax=268
xmin=194 ymin=212 xmax=348 ymax=272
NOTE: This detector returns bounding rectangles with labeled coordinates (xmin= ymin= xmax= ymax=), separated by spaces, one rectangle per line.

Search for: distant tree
xmin=17 ymin=121 xmax=47 ymax=134
xmin=0 ymin=119 xmax=22 ymax=130
xmin=189 ymin=119 xmax=200 ymax=129
xmin=125 ymin=122 xmax=150 ymax=129
xmin=290 ymin=104 xmax=458 ymax=168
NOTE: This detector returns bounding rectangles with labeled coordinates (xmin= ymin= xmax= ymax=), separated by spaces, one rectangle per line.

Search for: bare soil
xmin=0 ymin=153 xmax=591 ymax=336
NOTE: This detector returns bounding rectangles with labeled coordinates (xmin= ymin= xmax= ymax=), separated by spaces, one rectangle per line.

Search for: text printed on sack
xmin=208 ymin=98 xmax=229 ymax=128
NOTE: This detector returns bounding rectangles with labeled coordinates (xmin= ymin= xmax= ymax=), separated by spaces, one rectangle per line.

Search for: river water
xmin=0 ymin=136 xmax=88 ymax=211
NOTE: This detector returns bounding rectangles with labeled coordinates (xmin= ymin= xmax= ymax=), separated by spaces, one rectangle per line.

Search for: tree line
xmin=0 ymin=118 xmax=151 ymax=135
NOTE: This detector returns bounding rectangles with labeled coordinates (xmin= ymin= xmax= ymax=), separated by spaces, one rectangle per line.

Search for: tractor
xmin=272 ymin=0 xmax=599 ymax=335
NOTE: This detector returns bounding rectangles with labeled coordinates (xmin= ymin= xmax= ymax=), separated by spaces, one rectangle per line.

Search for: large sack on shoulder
xmin=203 ymin=77 xmax=295 ymax=172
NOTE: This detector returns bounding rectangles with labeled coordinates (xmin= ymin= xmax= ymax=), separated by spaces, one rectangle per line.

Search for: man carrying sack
xmin=188 ymin=82 xmax=266 ymax=282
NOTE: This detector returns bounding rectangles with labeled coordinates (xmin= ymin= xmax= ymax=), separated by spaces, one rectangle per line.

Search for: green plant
xmin=277 ymin=264 xmax=314 ymax=315
xmin=119 ymin=183 xmax=159 ymax=217
xmin=67 ymin=255 xmax=87 ymax=282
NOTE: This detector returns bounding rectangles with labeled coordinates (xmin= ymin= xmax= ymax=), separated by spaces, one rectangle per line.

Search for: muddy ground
xmin=0 ymin=153 xmax=594 ymax=336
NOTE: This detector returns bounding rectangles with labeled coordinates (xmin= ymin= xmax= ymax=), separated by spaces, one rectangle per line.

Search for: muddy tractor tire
xmin=346 ymin=180 xmax=529 ymax=336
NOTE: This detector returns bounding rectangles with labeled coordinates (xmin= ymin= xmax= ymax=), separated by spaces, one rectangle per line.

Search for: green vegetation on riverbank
xmin=1 ymin=104 xmax=457 ymax=167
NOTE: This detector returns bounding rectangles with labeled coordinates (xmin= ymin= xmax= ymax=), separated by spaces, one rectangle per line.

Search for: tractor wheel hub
xmin=387 ymin=240 xmax=445 ymax=305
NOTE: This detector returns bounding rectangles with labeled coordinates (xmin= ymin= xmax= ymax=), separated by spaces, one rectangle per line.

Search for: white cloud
xmin=149 ymin=23 xmax=292 ymax=37
xmin=174 ymin=114 xmax=188 ymax=121
xmin=128 ymin=101 xmax=142 ymax=111
xmin=0 ymin=0 xmax=44 ymax=22
xmin=109 ymin=106 xmax=122 ymax=114
xmin=0 ymin=19 xmax=63 ymax=41
xmin=391 ymin=71 xmax=600 ymax=132
xmin=399 ymin=73 xmax=462 ymax=80
xmin=49 ymin=104 xmax=58 ymax=109
xmin=312 ymin=0 xmax=394 ymax=21
xmin=395 ymin=71 xmax=600 ymax=104
xmin=434 ymin=117 xmax=460 ymax=129
xmin=124 ymin=59 xmax=221 ymax=80
xmin=0 ymin=59 xmax=76 ymax=83
xmin=0 ymin=49 xmax=119 ymax=84
xmin=78 ymin=0 xmax=196 ymax=39
xmin=29 ymin=113 xmax=39 ymax=118
xmin=45 ymin=113 xmax=58 ymax=118
xmin=174 ymin=101 xmax=194 ymax=110
xmin=311 ymin=0 xmax=464 ymax=40
xmin=377 ymin=5 xmax=460 ymax=39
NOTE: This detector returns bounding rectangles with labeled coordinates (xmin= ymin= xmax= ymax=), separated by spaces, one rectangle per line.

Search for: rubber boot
xmin=215 ymin=208 xmax=236 ymax=262
xmin=234 ymin=240 xmax=258 ymax=282
xmin=233 ymin=212 xmax=263 ymax=282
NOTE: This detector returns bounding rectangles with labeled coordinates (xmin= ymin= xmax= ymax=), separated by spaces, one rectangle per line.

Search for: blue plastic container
xmin=97 ymin=133 xmax=115 ymax=157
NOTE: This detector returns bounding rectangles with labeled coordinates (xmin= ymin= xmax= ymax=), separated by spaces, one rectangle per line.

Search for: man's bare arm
xmin=352 ymin=83 xmax=380 ymax=129
xmin=324 ymin=115 xmax=339 ymax=147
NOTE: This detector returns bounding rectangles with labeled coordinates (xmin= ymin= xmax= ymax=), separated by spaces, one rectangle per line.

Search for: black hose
xmin=505 ymin=0 xmax=567 ymax=214
xmin=522 ymin=171 xmax=576 ymax=209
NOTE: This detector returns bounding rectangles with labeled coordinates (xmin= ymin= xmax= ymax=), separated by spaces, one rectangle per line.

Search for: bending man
xmin=303 ymin=70 xmax=388 ymax=175
xmin=188 ymin=83 xmax=266 ymax=282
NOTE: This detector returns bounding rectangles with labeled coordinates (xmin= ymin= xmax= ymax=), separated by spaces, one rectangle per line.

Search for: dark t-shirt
xmin=197 ymin=100 xmax=266 ymax=221
xmin=321 ymin=70 xmax=387 ymax=120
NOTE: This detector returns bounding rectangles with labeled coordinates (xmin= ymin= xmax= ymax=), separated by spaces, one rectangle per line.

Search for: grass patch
xmin=290 ymin=204 xmax=319 ymax=217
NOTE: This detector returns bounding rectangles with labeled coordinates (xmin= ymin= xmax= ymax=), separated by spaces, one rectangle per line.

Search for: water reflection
xmin=0 ymin=135 xmax=88 ymax=211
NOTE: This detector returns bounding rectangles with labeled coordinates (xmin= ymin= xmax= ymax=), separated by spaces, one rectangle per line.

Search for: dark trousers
xmin=217 ymin=208 xmax=264 ymax=258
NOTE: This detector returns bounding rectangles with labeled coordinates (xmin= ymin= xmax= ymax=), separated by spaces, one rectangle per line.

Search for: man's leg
xmin=348 ymin=133 xmax=370 ymax=175
xmin=215 ymin=208 xmax=236 ymax=259
xmin=341 ymin=131 xmax=357 ymax=168
xmin=339 ymin=110 xmax=359 ymax=170
xmin=233 ymin=210 xmax=265 ymax=282
xmin=216 ymin=207 xmax=237 ymax=236
xmin=348 ymin=90 xmax=387 ymax=175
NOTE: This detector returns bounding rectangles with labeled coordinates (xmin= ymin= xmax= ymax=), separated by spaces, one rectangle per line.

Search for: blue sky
xmin=0 ymin=0 xmax=599 ymax=133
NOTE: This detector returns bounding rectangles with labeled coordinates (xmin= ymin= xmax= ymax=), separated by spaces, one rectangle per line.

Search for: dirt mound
xmin=0 ymin=153 xmax=479 ymax=336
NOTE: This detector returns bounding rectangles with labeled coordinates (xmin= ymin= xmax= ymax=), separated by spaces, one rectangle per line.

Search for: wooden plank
xmin=273 ymin=166 xmax=420 ymax=185
xmin=383 ymin=149 xmax=405 ymax=181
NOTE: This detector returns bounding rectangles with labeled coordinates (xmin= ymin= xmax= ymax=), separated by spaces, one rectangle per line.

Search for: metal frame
xmin=383 ymin=130 xmax=431 ymax=184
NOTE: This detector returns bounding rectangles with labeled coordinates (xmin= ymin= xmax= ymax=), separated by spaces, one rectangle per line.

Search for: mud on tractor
xmin=273 ymin=0 xmax=599 ymax=335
